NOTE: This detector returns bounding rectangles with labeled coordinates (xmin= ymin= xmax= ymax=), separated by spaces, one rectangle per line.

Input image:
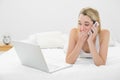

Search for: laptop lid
xmin=13 ymin=41 xmax=49 ymax=72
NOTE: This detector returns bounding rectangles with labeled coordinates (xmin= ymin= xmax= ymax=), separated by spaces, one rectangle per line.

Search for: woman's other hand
xmin=78 ymin=30 xmax=88 ymax=46
xmin=87 ymin=24 xmax=99 ymax=43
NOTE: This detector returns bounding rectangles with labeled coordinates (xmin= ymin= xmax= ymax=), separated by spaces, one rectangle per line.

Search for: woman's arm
xmin=88 ymin=30 xmax=110 ymax=66
xmin=66 ymin=28 xmax=88 ymax=64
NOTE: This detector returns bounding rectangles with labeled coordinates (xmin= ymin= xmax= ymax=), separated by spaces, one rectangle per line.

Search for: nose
xmin=80 ymin=26 xmax=85 ymax=32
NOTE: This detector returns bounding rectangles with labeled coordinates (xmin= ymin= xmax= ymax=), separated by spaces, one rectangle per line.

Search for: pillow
xmin=36 ymin=31 xmax=64 ymax=48
xmin=109 ymin=35 xmax=115 ymax=47
xmin=107 ymin=28 xmax=116 ymax=47
xmin=62 ymin=33 xmax=69 ymax=53
xmin=28 ymin=33 xmax=38 ymax=44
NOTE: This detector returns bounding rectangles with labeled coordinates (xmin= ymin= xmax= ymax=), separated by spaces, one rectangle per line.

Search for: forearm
xmin=88 ymin=41 xmax=105 ymax=66
xmin=66 ymin=41 xmax=83 ymax=64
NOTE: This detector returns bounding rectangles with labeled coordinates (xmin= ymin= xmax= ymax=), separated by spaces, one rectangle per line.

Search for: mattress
xmin=0 ymin=45 xmax=120 ymax=80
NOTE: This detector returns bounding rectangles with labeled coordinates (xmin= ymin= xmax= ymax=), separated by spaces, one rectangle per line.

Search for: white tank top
xmin=79 ymin=35 xmax=100 ymax=58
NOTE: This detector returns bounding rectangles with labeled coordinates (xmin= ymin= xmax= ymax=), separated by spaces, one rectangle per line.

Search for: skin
xmin=66 ymin=14 xmax=110 ymax=66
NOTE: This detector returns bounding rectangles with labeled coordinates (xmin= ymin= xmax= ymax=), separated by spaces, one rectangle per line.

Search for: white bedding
xmin=0 ymin=45 xmax=120 ymax=80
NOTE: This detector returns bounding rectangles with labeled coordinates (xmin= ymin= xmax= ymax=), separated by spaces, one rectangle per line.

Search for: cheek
xmin=85 ymin=26 xmax=91 ymax=31
xmin=77 ymin=25 xmax=80 ymax=29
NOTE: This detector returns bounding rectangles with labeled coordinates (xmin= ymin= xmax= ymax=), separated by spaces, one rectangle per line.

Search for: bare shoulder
xmin=70 ymin=28 xmax=78 ymax=36
xmin=69 ymin=27 xmax=78 ymax=41
xmin=100 ymin=29 xmax=110 ymax=37
xmin=70 ymin=27 xmax=78 ymax=33
xmin=99 ymin=29 xmax=110 ymax=42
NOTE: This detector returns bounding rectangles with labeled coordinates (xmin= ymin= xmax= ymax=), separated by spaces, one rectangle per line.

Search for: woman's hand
xmin=87 ymin=24 xmax=99 ymax=43
xmin=78 ymin=31 xmax=88 ymax=46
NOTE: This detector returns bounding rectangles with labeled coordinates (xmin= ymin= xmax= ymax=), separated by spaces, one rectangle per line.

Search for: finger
xmin=83 ymin=33 xmax=88 ymax=40
xmin=92 ymin=27 xmax=95 ymax=33
xmin=81 ymin=31 xmax=88 ymax=39
xmin=89 ymin=30 xmax=92 ymax=36
xmin=84 ymin=32 xmax=89 ymax=38
xmin=81 ymin=31 xmax=86 ymax=36
xmin=80 ymin=31 xmax=85 ymax=37
xmin=91 ymin=29 xmax=94 ymax=33
xmin=88 ymin=30 xmax=91 ymax=36
xmin=92 ymin=27 xmax=98 ymax=34
xmin=83 ymin=30 xmax=88 ymax=35
xmin=91 ymin=27 xmax=97 ymax=34
xmin=80 ymin=32 xmax=84 ymax=36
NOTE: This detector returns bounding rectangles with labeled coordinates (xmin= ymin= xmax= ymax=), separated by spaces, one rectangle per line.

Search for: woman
xmin=66 ymin=7 xmax=110 ymax=66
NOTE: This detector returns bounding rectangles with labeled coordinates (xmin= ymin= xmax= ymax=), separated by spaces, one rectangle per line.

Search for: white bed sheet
xmin=0 ymin=45 xmax=120 ymax=80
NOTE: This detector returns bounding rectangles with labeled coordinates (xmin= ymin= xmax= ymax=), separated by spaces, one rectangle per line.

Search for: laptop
xmin=13 ymin=41 xmax=72 ymax=73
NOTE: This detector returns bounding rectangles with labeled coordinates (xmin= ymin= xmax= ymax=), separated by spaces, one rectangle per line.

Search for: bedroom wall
xmin=0 ymin=0 xmax=120 ymax=41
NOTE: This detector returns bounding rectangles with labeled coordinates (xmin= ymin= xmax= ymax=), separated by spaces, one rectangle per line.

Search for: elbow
xmin=66 ymin=60 xmax=74 ymax=64
xmin=95 ymin=62 xmax=106 ymax=66
xmin=66 ymin=57 xmax=75 ymax=64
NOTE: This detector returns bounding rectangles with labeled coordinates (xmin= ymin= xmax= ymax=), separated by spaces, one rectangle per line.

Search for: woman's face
xmin=78 ymin=14 xmax=94 ymax=32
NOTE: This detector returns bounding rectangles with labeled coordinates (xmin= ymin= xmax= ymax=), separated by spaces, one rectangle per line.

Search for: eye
xmin=85 ymin=24 xmax=89 ymax=26
xmin=78 ymin=23 xmax=82 ymax=25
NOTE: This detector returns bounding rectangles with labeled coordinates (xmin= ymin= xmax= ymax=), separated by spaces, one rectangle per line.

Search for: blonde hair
xmin=79 ymin=7 xmax=101 ymax=33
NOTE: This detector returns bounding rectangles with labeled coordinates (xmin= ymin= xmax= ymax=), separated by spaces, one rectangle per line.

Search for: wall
xmin=0 ymin=0 xmax=120 ymax=41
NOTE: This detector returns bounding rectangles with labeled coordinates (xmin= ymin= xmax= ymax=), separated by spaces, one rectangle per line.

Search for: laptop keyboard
xmin=47 ymin=63 xmax=61 ymax=69
xmin=41 ymin=49 xmax=72 ymax=72
xmin=41 ymin=48 xmax=66 ymax=65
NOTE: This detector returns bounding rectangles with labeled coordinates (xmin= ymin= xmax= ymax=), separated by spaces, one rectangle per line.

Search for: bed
xmin=0 ymin=32 xmax=120 ymax=80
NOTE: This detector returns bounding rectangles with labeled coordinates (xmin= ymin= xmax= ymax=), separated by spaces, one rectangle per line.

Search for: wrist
xmin=77 ymin=40 xmax=84 ymax=48
xmin=88 ymin=39 xmax=93 ymax=43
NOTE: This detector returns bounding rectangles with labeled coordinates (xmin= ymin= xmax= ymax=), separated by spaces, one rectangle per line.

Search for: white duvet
xmin=0 ymin=45 xmax=120 ymax=80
